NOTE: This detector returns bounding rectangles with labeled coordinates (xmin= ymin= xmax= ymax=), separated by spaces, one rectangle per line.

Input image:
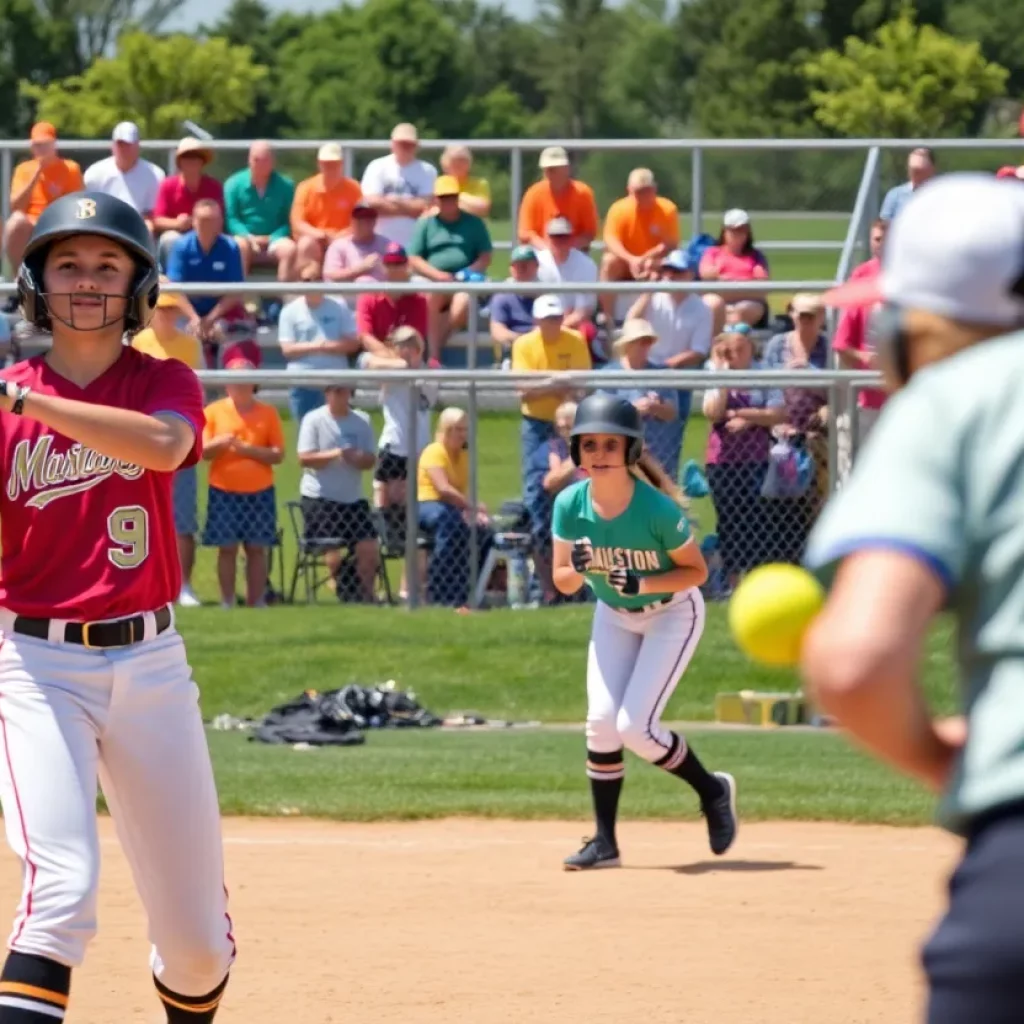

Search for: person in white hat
xmin=697 ymin=208 xmax=772 ymax=336
xmin=152 ymin=137 xmax=224 ymax=269
xmin=83 ymin=122 xmax=165 ymax=233
xmin=801 ymin=173 xmax=1024 ymax=1022
xmin=517 ymin=147 xmax=598 ymax=253
xmin=359 ymin=123 xmax=438 ymax=248
xmin=290 ymin=142 xmax=363 ymax=270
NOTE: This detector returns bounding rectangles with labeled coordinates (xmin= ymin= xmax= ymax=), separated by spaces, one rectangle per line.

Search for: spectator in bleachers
xmin=701 ymin=325 xmax=785 ymax=590
xmin=511 ymin=293 xmax=591 ymax=494
xmin=291 ymin=143 xmax=363 ymax=271
xmin=759 ymin=292 xmax=829 ymax=566
xmin=131 ymin=285 xmax=203 ymax=607
xmin=598 ymin=318 xmax=680 ymax=473
xmin=202 ymin=357 xmax=285 ymax=609
xmin=224 ymin=140 xmax=297 ymax=282
xmin=356 ymin=243 xmax=429 ymax=353
xmin=83 ymin=122 xmax=165 ymax=234
xmin=599 ymin=168 xmax=680 ymax=328
xmin=278 ymin=259 xmax=363 ymax=424
xmin=360 ymin=123 xmax=438 ymax=248
xmin=297 ymin=384 xmax=380 ymax=603
xmin=153 ymin=138 xmax=224 ymax=270
xmin=880 ymin=147 xmax=936 ymax=223
xmin=408 ymin=175 xmax=492 ymax=365
xmin=489 ymin=245 xmax=540 ymax=363
xmin=166 ymin=199 xmax=247 ymax=359
xmin=417 ymin=407 xmax=492 ymax=609
xmin=626 ymin=247 xmax=713 ymax=466
xmin=698 ymin=209 xmax=771 ymax=337
xmin=535 ymin=216 xmax=599 ymax=353
xmin=323 ymin=201 xmax=390 ymax=284
xmin=4 ymin=123 xmax=83 ymax=307
xmin=434 ymin=145 xmax=491 ymax=218
xmin=517 ymin=147 xmax=598 ymax=253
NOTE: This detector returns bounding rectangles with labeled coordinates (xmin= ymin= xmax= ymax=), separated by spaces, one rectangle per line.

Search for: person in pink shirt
xmin=153 ymin=138 xmax=225 ymax=269
xmin=323 ymin=201 xmax=391 ymax=284
xmin=831 ymin=218 xmax=889 ymax=478
xmin=698 ymin=208 xmax=771 ymax=336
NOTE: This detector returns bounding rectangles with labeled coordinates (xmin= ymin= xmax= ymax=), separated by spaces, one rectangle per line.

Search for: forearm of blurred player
xmin=10 ymin=391 xmax=194 ymax=473
xmin=801 ymin=551 xmax=960 ymax=792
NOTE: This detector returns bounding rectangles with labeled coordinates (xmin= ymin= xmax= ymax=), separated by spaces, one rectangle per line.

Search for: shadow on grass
xmin=632 ymin=859 xmax=824 ymax=875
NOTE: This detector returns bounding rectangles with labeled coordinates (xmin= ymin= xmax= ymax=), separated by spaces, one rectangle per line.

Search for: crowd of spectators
xmin=2 ymin=123 xmax=1019 ymax=609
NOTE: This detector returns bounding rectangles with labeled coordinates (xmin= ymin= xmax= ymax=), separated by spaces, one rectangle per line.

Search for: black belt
xmin=623 ymin=596 xmax=673 ymax=615
xmin=12 ymin=605 xmax=172 ymax=649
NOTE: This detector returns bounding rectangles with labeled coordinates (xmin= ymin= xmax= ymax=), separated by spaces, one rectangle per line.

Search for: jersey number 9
xmin=107 ymin=505 xmax=150 ymax=569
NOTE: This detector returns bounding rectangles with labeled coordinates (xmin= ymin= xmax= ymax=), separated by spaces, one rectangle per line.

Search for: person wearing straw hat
xmin=152 ymin=137 xmax=224 ymax=270
xmin=598 ymin=318 xmax=680 ymax=477
xmin=801 ymin=173 xmax=1024 ymax=1023
xmin=132 ymin=283 xmax=204 ymax=608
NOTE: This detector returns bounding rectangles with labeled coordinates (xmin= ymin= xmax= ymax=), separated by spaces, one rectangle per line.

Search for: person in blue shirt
xmin=166 ymin=198 xmax=247 ymax=351
xmin=880 ymin=147 xmax=937 ymax=223
xmin=489 ymin=245 xmax=539 ymax=364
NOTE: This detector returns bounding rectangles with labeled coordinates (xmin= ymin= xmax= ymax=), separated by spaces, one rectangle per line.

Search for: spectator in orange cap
xmin=599 ymin=167 xmax=680 ymax=328
xmin=291 ymin=142 xmax=363 ymax=270
xmin=4 ymin=122 xmax=84 ymax=305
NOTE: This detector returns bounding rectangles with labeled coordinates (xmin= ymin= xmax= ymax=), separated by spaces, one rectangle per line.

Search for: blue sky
xmin=166 ymin=0 xmax=536 ymax=29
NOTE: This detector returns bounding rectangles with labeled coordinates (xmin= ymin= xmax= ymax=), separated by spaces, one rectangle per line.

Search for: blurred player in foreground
xmin=0 ymin=192 xmax=234 ymax=1023
xmin=801 ymin=173 xmax=1024 ymax=1023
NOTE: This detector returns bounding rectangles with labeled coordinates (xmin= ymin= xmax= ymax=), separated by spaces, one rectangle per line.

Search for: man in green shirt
xmin=800 ymin=173 xmax=1024 ymax=1022
xmin=407 ymin=174 xmax=492 ymax=364
xmin=224 ymin=140 xmax=297 ymax=282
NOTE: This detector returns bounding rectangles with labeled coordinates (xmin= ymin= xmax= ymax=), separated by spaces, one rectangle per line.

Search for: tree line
xmin=0 ymin=0 xmax=1020 ymax=216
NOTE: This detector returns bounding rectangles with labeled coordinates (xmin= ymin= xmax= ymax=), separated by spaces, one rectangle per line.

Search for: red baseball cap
xmin=222 ymin=341 xmax=262 ymax=368
xmin=382 ymin=242 xmax=408 ymax=265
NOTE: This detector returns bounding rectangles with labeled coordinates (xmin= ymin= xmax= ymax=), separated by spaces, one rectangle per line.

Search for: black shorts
xmin=374 ymin=447 xmax=408 ymax=483
xmin=300 ymin=497 xmax=378 ymax=548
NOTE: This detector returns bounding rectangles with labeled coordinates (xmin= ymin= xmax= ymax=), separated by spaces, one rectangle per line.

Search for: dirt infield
xmin=5 ymin=818 xmax=960 ymax=1023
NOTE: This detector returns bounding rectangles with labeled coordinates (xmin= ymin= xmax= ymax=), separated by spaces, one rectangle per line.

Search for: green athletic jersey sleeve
xmin=551 ymin=477 xmax=694 ymax=610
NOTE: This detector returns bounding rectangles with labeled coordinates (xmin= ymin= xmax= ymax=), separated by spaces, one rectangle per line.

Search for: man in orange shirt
xmin=291 ymin=143 xmax=363 ymax=270
xmin=4 ymin=122 xmax=83 ymax=298
xmin=202 ymin=358 xmax=285 ymax=608
xmin=599 ymin=168 xmax=680 ymax=328
xmin=517 ymin=147 xmax=598 ymax=253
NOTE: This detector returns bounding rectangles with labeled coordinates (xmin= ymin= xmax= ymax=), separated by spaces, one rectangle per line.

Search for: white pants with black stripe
xmin=586 ymin=589 xmax=705 ymax=766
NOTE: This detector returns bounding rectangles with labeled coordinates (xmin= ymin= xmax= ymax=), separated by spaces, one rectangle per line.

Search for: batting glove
xmin=608 ymin=566 xmax=640 ymax=596
xmin=571 ymin=539 xmax=593 ymax=574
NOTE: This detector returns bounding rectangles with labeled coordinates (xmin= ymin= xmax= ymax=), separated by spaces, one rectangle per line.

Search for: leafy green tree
xmin=804 ymin=7 xmax=1009 ymax=137
xmin=21 ymin=31 xmax=267 ymax=138
xmin=946 ymin=0 xmax=1024 ymax=95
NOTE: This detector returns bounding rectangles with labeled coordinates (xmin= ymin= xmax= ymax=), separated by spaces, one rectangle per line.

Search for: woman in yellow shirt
xmin=437 ymin=146 xmax=491 ymax=219
xmin=417 ymin=407 xmax=492 ymax=607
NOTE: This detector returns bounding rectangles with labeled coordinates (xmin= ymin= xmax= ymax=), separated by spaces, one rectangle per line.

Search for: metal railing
xmin=169 ymin=366 xmax=876 ymax=610
xmin=4 ymin=136 xmax=1023 ymax=263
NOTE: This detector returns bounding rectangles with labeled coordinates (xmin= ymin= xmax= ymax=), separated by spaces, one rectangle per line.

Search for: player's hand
xmin=608 ymin=566 xmax=640 ymax=596
xmin=571 ymin=538 xmax=593 ymax=574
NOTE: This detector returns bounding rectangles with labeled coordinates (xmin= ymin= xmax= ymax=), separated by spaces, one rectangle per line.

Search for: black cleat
xmin=563 ymin=835 xmax=621 ymax=871
xmin=703 ymin=772 xmax=738 ymax=856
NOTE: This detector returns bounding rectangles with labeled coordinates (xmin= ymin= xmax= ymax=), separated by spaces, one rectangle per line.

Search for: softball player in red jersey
xmin=0 ymin=191 xmax=235 ymax=1024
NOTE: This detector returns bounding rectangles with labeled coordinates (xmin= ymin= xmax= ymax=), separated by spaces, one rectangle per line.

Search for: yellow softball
xmin=728 ymin=564 xmax=825 ymax=667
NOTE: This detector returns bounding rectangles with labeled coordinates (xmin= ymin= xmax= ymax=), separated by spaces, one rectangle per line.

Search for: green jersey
xmin=552 ymin=477 xmax=692 ymax=610
xmin=805 ymin=331 xmax=1024 ymax=837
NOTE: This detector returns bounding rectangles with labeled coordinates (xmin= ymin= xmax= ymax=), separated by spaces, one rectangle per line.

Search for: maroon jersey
xmin=0 ymin=349 xmax=204 ymax=621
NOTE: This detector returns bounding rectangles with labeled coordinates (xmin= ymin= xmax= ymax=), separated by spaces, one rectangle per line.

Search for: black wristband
xmin=10 ymin=385 xmax=29 ymax=416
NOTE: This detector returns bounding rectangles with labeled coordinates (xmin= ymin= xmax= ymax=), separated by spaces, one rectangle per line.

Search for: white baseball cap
xmin=112 ymin=121 xmax=140 ymax=143
xmin=823 ymin=173 xmax=1024 ymax=327
xmin=722 ymin=208 xmax=750 ymax=229
xmin=533 ymin=294 xmax=564 ymax=319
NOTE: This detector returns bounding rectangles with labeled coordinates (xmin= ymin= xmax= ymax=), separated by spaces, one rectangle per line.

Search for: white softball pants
xmin=586 ymin=589 xmax=705 ymax=764
xmin=0 ymin=614 xmax=235 ymax=997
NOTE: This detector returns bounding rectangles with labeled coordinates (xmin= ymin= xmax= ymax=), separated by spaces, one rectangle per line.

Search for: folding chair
xmin=286 ymin=500 xmax=342 ymax=604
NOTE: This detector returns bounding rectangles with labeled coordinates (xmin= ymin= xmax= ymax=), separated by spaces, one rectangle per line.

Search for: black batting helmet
xmin=17 ymin=191 xmax=160 ymax=335
xmin=570 ymin=392 xmax=644 ymax=467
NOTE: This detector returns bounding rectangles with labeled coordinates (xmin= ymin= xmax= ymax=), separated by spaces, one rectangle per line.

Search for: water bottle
xmin=508 ymin=552 xmax=527 ymax=609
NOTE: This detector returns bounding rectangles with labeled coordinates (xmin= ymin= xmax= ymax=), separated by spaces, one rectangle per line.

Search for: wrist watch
xmin=0 ymin=379 xmax=30 ymax=415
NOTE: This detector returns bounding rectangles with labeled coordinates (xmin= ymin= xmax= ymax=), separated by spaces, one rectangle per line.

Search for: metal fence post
xmin=404 ymin=381 xmax=421 ymax=609
xmin=510 ymin=146 xmax=523 ymax=232
xmin=691 ymin=146 xmax=704 ymax=237
xmin=467 ymin=298 xmax=480 ymax=607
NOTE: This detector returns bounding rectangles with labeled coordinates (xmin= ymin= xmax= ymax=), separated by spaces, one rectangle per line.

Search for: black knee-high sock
xmin=655 ymin=733 xmax=723 ymax=803
xmin=156 ymin=974 xmax=229 ymax=1023
xmin=586 ymin=748 xmax=625 ymax=846
xmin=0 ymin=952 xmax=71 ymax=1021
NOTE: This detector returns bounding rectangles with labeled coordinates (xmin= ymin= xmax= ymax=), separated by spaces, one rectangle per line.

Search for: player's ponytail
xmin=630 ymin=447 xmax=693 ymax=520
